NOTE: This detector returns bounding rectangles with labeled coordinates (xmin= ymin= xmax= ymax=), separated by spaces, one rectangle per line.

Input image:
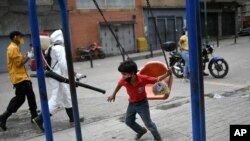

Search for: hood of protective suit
xmin=50 ymin=29 xmax=64 ymax=45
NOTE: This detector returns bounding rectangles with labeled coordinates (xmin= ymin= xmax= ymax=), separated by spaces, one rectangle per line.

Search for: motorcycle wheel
xmin=171 ymin=60 xmax=184 ymax=78
xmin=79 ymin=53 xmax=88 ymax=61
xmin=98 ymin=51 xmax=106 ymax=59
xmin=208 ymin=59 xmax=229 ymax=78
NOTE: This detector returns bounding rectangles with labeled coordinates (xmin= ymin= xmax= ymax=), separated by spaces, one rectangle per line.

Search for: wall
xmin=68 ymin=0 xmax=145 ymax=58
xmin=142 ymin=0 xmax=185 ymax=8
xmin=0 ymin=0 xmax=61 ymax=35
xmin=0 ymin=0 xmax=61 ymax=72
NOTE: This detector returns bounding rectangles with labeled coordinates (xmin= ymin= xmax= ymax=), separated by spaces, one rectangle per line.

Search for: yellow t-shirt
xmin=7 ymin=42 xmax=30 ymax=84
xmin=180 ymin=35 xmax=189 ymax=51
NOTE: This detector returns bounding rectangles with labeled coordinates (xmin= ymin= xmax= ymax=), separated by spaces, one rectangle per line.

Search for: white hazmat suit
xmin=47 ymin=30 xmax=72 ymax=114
xmin=33 ymin=30 xmax=76 ymax=131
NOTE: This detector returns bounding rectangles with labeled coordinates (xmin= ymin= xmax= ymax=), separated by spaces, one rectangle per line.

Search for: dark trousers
xmin=125 ymin=99 xmax=161 ymax=140
xmin=7 ymin=80 xmax=37 ymax=117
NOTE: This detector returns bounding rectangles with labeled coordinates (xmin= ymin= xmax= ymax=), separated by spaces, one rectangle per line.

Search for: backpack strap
xmin=51 ymin=60 xmax=58 ymax=69
xmin=45 ymin=46 xmax=58 ymax=70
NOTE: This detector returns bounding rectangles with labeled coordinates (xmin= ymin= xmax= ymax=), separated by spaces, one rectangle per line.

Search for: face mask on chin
xmin=15 ymin=37 xmax=24 ymax=45
xmin=19 ymin=38 xmax=25 ymax=45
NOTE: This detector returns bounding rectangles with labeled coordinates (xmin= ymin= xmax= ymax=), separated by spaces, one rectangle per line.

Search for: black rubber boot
xmin=65 ymin=108 xmax=74 ymax=122
xmin=66 ymin=108 xmax=84 ymax=127
xmin=0 ymin=110 xmax=12 ymax=131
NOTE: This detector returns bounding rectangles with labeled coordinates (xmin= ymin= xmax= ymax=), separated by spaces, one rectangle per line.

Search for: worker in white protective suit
xmin=33 ymin=29 xmax=84 ymax=131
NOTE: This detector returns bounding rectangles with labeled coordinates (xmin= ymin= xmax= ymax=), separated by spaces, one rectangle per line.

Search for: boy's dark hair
xmin=118 ymin=59 xmax=138 ymax=74
xmin=9 ymin=31 xmax=24 ymax=40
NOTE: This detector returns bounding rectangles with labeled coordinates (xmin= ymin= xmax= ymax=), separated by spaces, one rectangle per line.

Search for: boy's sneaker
xmin=32 ymin=117 xmax=44 ymax=132
xmin=134 ymin=127 xmax=147 ymax=140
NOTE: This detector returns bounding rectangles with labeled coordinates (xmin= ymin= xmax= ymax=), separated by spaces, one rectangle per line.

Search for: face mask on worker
xmin=125 ymin=77 xmax=132 ymax=83
xmin=14 ymin=36 xmax=24 ymax=45
xmin=19 ymin=37 xmax=25 ymax=45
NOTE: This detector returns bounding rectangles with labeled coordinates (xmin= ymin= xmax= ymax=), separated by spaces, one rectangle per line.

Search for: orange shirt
xmin=7 ymin=42 xmax=30 ymax=84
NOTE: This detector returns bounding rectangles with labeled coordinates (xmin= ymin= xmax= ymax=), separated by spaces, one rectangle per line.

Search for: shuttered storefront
xmin=100 ymin=23 xmax=136 ymax=56
xmin=144 ymin=8 xmax=185 ymax=50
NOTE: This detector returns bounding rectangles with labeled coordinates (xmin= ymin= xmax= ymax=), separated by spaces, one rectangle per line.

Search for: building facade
xmin=239 ymin=1 xmax=250 ymax=29
xmin=0 ymin=0 xmax=247 ymax=72
xmin=0 ymin=0 xmax=62 ymax=72
xmin=68 ymin=0 xmax=144 ymax=58
xmin=142 ymin=0 xmax=186 ymax=49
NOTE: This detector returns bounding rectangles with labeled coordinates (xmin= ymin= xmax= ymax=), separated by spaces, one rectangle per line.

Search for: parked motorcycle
xmin=202 ymin=44 xmax=229 ymax=78
xmin=169 ymin=51 xmax=185 ymax=78
xmin=162 ymin=42 xmax=229 ymax=78
xmin=78 ymin=42 xmax=106 ymax=61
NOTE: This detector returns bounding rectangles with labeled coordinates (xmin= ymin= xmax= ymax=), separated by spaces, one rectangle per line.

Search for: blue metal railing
xmin=58 ymin=0 xmax=83 ymax=140
xmin=186 ymin=0 xmax=207 ymax=141
xmin=28 ymin=0 xmax=53 ymax=141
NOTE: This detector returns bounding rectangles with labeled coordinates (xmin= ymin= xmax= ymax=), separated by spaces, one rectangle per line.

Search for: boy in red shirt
xmin=107 ymin=60 xmax=171 ymax=141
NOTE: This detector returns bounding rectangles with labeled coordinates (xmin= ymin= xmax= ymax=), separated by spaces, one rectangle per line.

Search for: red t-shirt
xmin=118 ymin=74 xmax=157 ymax=103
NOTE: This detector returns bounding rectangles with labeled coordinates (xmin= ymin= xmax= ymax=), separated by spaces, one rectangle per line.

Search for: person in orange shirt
xmin=0 ymin=31 xmax=38 ymax=131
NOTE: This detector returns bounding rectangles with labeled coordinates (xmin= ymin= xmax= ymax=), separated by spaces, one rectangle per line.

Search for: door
xmin=166 ymin=18 xmax=176 ymax=42
xmin=147 ymin=17 xmax=157 ymax=50
xmin=222 ymin=12 xmax=235 ymax=36
xmin=147 ymin=16 xmax=183 ymax=50
xmin=100 ymin=23 xmax=135 ymax=56
xmin=175 ymin=17 xmax=183 ymax=43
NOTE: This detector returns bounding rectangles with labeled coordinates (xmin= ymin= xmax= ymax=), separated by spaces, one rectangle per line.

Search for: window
xmin=76 ymin=0 xmax=135 ymax=9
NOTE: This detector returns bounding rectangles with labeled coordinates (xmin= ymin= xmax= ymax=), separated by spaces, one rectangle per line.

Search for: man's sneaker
xmin=134 ymin=127 xmax=147 ymax=140
xmin=32 ymin=117 xmax=44 ymax=132
xmin=0 ymin=122 xmax=7 ymax=131
xmin=153 ymin=139 xmax=162 ymax=141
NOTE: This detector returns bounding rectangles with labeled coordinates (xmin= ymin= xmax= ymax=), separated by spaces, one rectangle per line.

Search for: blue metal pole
xmin=58 ymin=0 xmax=83 ymax=140
xmin=186 ymin=0 xmax=206 ymax=141
xmin=28 ymin=0 xmax=53 ymax=141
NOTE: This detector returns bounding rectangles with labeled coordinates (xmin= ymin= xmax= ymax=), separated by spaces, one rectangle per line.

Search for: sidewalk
xmin=26 ymin=86 xmax=250 ymax=141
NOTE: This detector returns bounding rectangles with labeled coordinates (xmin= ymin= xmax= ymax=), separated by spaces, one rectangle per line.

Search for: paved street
xmin=0 ymin=36 xmax=250 ymax=141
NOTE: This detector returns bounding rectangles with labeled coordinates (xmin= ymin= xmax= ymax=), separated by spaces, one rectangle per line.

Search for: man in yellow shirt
xmin=179 ymin=31 xmax=190 ymax=82
xmin=0 ymin=31 xmax=38 ymax=131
